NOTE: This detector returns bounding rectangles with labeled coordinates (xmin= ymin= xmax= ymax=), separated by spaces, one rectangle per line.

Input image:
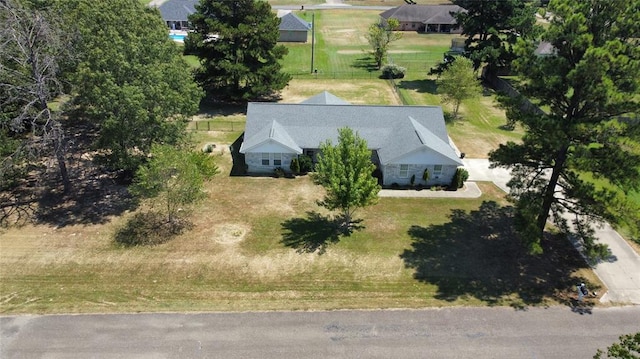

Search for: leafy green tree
xmin=131 ymin=144 xmax=218 ymax=224
xmin=62 ymin=0 xmax=202 ymax=174
xmin=594 ymin=332 xmax=640 ymax=359
xmin=312 ymin=127 xmax=380 ymax=228
xmin=366 ymin=18 xmax=402 ymax=69
xmin=452 ymin=0 xmax=540 ymax=71
xmin=436 ymin=56 xmax=482 ymax=119
xmin=187 ymin=0 xmax=291 ymax=101
xmin=489 ymin=0 xmax=640 ymax=257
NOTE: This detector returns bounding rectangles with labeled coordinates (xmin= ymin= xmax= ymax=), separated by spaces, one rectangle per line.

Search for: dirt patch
xmin=214 ymin=223 xmax=250 ymax=244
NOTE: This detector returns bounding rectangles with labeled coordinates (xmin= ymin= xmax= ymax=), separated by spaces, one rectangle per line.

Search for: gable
xmin=240 ymin=120 xmax=302 ymax=154
xmin=278 ymin=12 xmax=311 ymax=31
xmin=300 ymin=91 xmax=351 ymax=105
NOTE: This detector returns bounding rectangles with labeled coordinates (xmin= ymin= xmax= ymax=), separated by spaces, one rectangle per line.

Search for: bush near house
xmin=451 ymin=167 xmax=469 ymax=189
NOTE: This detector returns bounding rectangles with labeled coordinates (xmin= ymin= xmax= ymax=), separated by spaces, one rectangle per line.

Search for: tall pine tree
xmin=187 ymin=0 xmax=291 ymax=101
xmin=489 ymin=0 xmax=640 ymax=258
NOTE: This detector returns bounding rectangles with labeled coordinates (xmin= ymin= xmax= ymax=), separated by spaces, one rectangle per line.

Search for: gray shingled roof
xmin=380 ymin=5 xmax=465 ymax=25
xmin=157 ymin=0 xmax=197 ymax=22
xmin=278 ymin=12 xmax=311 ymax=31
xmin=534 ymin=41 xmax=556 ymax=56
xmin=240 ymin=93 xmax=462 ymax=166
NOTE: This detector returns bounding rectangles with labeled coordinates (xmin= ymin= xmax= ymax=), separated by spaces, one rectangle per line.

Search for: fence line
xmin=388 ymin=79 xmax=412 ymax=105
xmin=188 ymin=120 xmax=243 ymax=132
xmin=481 ymin=67 xmax=546 ymax=116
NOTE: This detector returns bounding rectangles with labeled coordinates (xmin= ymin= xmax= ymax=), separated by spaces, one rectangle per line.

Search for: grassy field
xmin=0 ymin=128 xmax=601 ymax=314
xmin=284 ymin=10 xmax=457 ymax=79
xmin=0 ymin=8 xmax=604 ymax=315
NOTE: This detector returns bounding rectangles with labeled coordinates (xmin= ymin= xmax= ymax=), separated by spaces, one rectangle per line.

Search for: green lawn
xmin=283 ymin=10 xmax=460 ymax=80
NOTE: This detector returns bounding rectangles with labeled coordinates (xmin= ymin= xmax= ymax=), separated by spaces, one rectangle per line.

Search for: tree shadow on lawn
xmin=400 ymin=201 xmax=594 ymax=311
xmin=281 ymin=211 xmax=364 ymax=255
xmin=229 ymin=133 xmax=247 ymax=176
xmin=397 ymin=79 xmax=438 ymax=95
xmin=351 ymin=56 xmax=379 ymax=72
xmin=28 ymin=117 xmax=137 ymax=227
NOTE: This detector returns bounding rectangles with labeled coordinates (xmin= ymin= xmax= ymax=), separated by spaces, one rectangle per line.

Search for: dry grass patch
xmin=281 ymin=79 xmax=399 ymax=104
xmin=0 ymin=131 xmax=599 ymax=315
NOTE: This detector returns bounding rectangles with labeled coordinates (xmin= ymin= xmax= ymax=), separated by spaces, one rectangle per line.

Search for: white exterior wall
xmin=245 ymin=152 xmax=298 ymax=174
xmin=383 ymin=163 xmax=458 ymax=186
xmin=243 ymin=141 xmax=300 ymax=174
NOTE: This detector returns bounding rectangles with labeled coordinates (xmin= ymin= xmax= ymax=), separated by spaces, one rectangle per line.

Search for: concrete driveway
xmin=461 ymin=158 xmax=511 ymax=192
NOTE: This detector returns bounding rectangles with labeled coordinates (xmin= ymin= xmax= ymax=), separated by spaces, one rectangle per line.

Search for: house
xmin=277 ymin=11 xmax=311 ymax=43
xmin=156 ymin=1 xmax=310 ymax=42
xmin=379 ymin=5 xmax=465 ymax=33
xmin=239 ymin=92 xmax=463 ymax=187
xmin=534 ymin=41 xmax=556 ymax=57
xmin=157 ymin=0 xmax=197 ymax=30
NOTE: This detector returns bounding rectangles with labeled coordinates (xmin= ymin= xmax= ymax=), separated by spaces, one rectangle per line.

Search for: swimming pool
xmin=169 ymin=33 xmax=186 ymax=42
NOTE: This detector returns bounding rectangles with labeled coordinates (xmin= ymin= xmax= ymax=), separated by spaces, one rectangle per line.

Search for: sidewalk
xmin=379 ymin=182 xmax=481 ymax=198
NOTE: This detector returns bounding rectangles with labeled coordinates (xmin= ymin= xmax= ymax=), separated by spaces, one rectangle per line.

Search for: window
xmin=433 ymin=165 xmax=443 ymax=176
xmin=273 ymin=153 xmax=282 ymax=166
xmin=399 ymin=164 xmax=409 ymax=178
xmin=261 ymin=153 xmax=269 ymax=166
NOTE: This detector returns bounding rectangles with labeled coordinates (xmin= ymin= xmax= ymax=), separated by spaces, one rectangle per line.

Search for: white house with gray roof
xmin=239 ymin=92 xmax=463 ymax=187
xmin=157 ymin=0 xmax=197 ymax=30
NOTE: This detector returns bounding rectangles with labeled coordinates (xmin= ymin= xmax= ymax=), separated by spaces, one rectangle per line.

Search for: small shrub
xmin=391 ymin=182 xmax=399 ymax=189
xmin=422 ymin=168 xmax=430 ymax=182
xmin=450 ymin=167 xmax=469 ymax=189
xmin=203 ymin=143 xmax=215 ymax=153
xmin=274 ymin=167 xmax=285 ymax=178
xmin=380 ymin=64 xmax=406 ymax=79
xmin=298 ymin=155 xmax=313 ymax=174
xmin=290 ymin=157 xmax=300 ymax=175
xmin=410 ymin=174 xmax=416 ymax=186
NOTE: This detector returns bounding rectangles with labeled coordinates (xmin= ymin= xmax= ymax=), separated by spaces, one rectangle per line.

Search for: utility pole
xmin=310 ymin=12 xmax=315 ymax=74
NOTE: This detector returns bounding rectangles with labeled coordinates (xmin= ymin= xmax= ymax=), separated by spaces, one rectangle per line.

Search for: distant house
xmin=534 ymin=41 xmax=556 ymax=57
xmin=239 ymin=92 xmax=463 ymax=187
xmin=155 ymin=1 xmax=310 ymax=42
xmin=277 ymin=11 xmax=311 ymax=43
xmin=379 ymin=5 xmax=465 ymax=33
xmin=157 ymin=0 xmax=197 ymax=30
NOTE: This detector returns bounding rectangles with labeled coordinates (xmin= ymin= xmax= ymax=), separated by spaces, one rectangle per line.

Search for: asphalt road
xmin=2 ymin=306 xmax=639 ymax=358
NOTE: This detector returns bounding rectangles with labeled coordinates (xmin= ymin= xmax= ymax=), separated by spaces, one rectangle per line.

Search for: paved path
xmin=2 ymin=307 xmax=639 ymax=358
xmin=379 ymin=182 xmax=481 ymax=198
